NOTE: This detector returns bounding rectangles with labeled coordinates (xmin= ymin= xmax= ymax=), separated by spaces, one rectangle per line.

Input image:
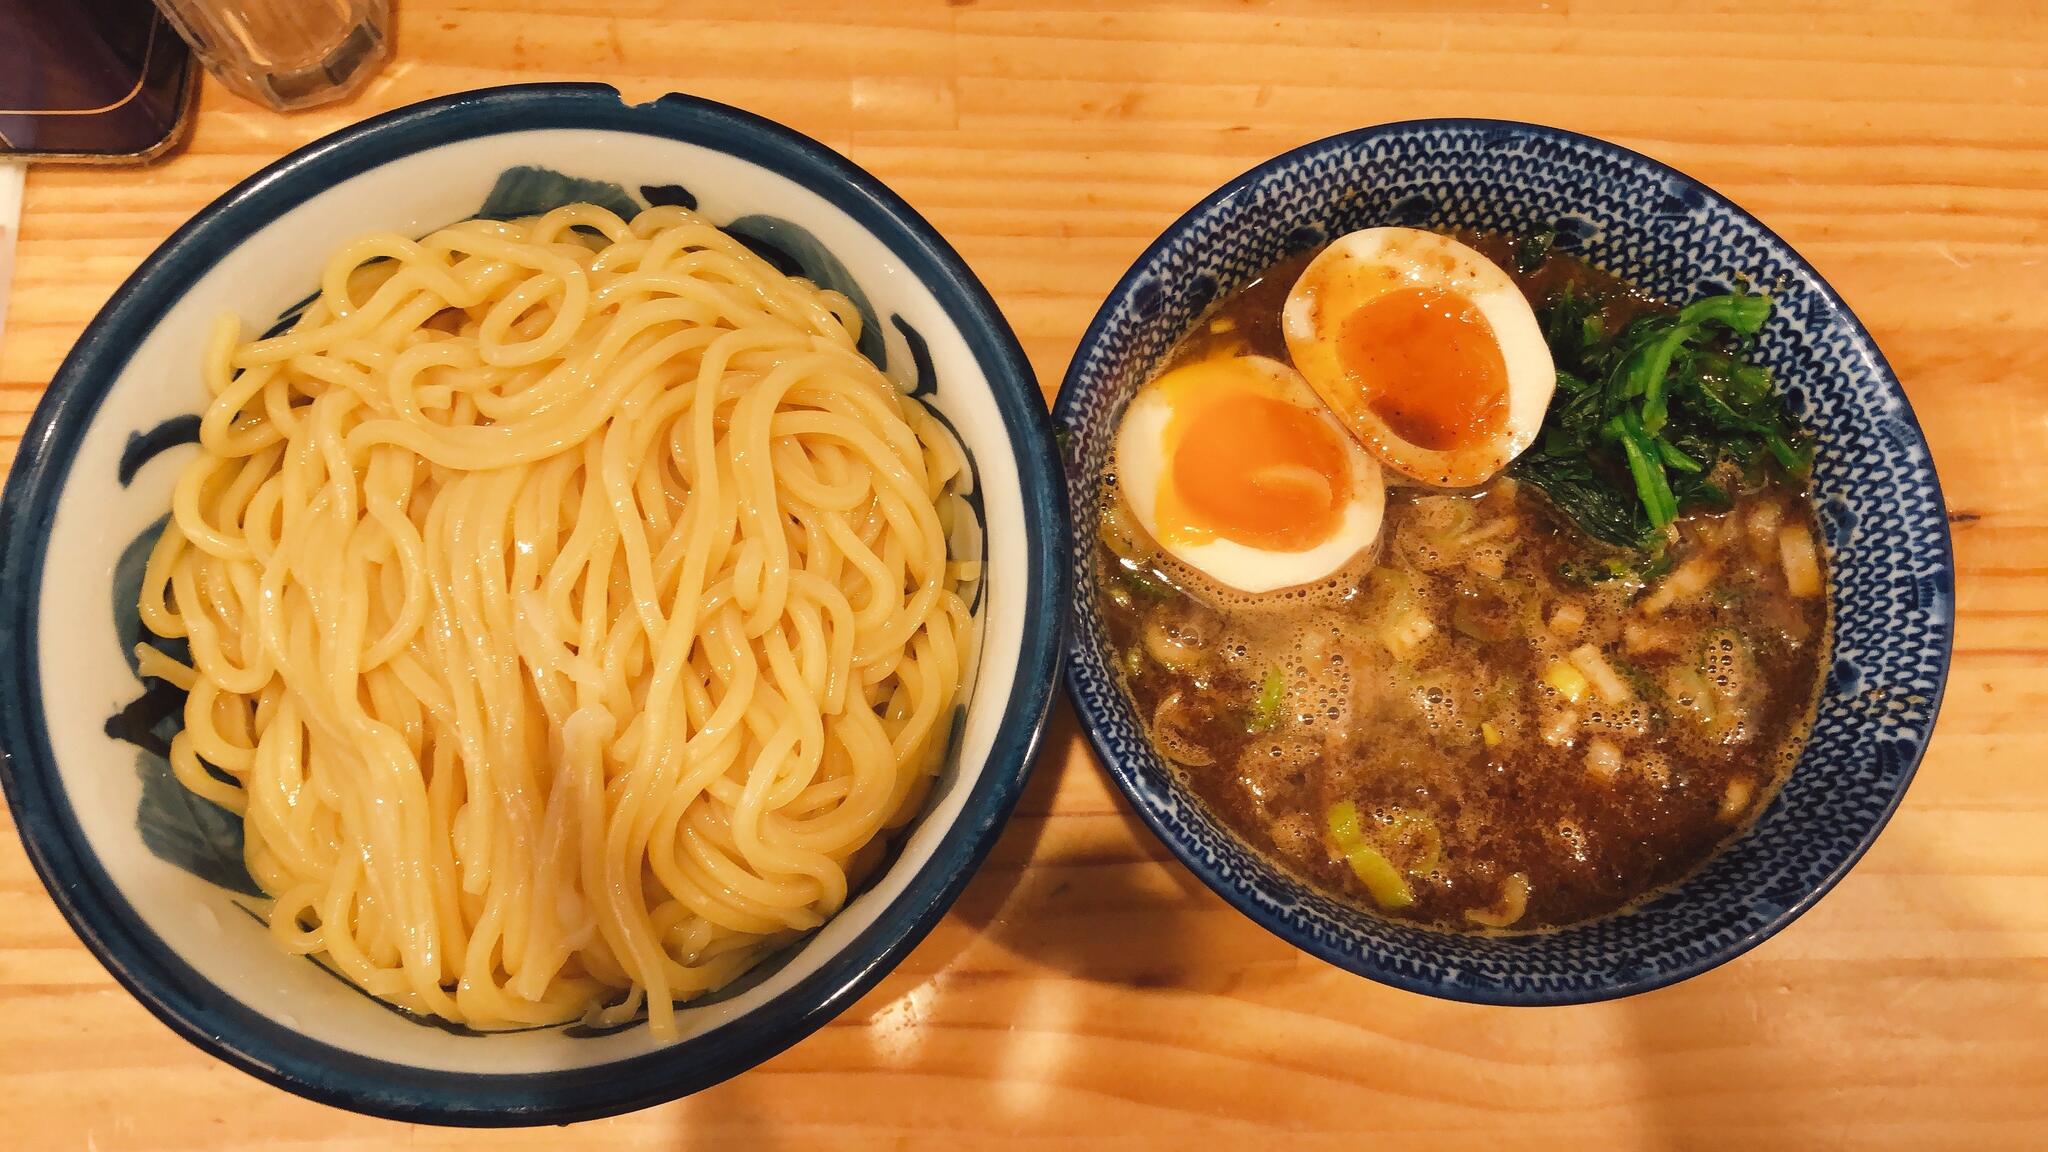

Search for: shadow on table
xmin=1611 ymin=812 xmax=2043 ymax=1148
xmin=943 ymin=694 xmax=1221 ymax=990
xmin=652 ymin=697 xmax=1225 ymax=1147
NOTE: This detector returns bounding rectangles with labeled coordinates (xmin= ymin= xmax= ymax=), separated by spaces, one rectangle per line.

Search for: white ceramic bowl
xmin=0 ymin=84 xmax=1067 ymax=1124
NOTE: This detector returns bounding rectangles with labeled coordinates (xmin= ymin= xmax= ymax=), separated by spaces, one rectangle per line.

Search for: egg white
xmin=1282 ymin=226 xmax=1554 ymax=488
xmin=1115 ymin=355 xmax=1385 ymax=594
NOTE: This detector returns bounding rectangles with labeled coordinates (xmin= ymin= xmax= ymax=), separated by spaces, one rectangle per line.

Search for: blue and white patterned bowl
xmin=0 ymin=85 xmax=1067 ymax=1123
xmin=1057 ymin=120 xmax=1951 ymax=1004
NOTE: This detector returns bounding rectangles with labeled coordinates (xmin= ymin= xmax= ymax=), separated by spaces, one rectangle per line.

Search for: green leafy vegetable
xmin=1509 ymin=261 xmax=1810 ymax=554
xmin=1516 ymin=455 xmax=1647 ymax=550
xmin=1246 ymin=666 xmax=1286 ymax=733
xmin=1539 ymin=285 xmax=1605 ymax=377
xmin=1610 ymin=655 xmax=1664 ymax=707
xmin=1514 ymin=228 xmax=1557 ymax=274
xmin=1325 ymin=801 xmax=1414 ymax=911
xmin=1654 ymin=438 xmax=1698 ymax=473
xmin=1606 ymin=409 xmax=1677 ymax=529
xmin=1557 ymin=550 xmax=1674 ymax=587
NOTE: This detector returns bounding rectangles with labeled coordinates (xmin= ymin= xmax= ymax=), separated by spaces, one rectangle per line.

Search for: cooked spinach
xmin=1513 ymin=228 xmax=1557 ymax=275
xmin=1510 ymin=274 xmax=1809 ymax=553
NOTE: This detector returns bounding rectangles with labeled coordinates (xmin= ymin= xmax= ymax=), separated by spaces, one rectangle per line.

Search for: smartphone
xmin=0 ymin=0 xmax=198 ymax=163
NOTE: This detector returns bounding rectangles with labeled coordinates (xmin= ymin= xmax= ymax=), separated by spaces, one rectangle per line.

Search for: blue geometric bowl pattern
xmin=1056 ymin=119 xmax=1953 ymax=1004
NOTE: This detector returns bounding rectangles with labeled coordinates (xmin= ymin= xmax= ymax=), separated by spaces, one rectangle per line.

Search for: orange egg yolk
xmin=1158 ymin=386 xmax=1352 ymax=552
xmin=1336 ymin=286 xmax=1508 ymax=452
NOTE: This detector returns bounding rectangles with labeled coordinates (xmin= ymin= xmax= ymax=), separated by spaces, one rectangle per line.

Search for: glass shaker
xmin=150 ymin=0 xmax=390 ymax=112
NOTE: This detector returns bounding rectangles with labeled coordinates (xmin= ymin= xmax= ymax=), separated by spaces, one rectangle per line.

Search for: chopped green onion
xmin=1245 ymin=666 xmax=1286 ymax=734
xmin=1343 ymin=841 xmax=1415 ymax=910
xmin=1119 ymin=566 xmax=1172 ymax=602
xmin=1327 ymin=801 xmax=1424 ymax=909
xmin=1327 ymin=800 xmax=1364 ymax=847
xmin=1542 ymin=659 xmax=1591 ymax=704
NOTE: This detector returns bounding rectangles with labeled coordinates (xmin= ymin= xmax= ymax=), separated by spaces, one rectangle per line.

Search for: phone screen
xmin=0 ymin=0 xmax=197 ymax=162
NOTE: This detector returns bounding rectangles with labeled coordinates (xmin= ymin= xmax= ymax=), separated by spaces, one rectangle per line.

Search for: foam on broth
xmin=1095 ymin=235 xmax=1830 ymax=933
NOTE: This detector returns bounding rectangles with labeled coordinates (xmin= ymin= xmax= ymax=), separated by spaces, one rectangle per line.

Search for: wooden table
xmin=3 ymin=2 xmax=2044 ymax=1147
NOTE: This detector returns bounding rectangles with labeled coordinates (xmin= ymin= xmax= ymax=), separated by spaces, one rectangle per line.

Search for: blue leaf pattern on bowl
xmin=638 ymin=183 xmax=698 ymax=211
xmin=117 ymin=415 xmax=200 ymax=487
xmin=476 ymin=165 xmax=641 ymax=222
xmin=723 ymin=214 xmax=888 ymax=371
xmin=107 ymin=512 xmax=261 ymax=899
xmin=259 ymin=289 xmax=321 ymax=341
xmin=892 ymin=313 xmax=987 ymax=617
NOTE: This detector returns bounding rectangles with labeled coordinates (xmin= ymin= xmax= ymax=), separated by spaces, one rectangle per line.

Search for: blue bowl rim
xmin=1055 ymin=117 xmax=1952 ymax=1006
xmin=0 ymin=82 xmax=1069 ymax=1125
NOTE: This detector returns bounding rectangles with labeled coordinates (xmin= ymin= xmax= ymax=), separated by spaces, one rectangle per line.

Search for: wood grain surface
xmin=3 ymin=2 xmax=2045 ymax=1148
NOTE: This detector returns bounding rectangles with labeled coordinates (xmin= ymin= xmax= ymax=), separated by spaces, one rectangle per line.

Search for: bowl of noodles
xmin=0 ymin=84 xmax=1065 ymax=1124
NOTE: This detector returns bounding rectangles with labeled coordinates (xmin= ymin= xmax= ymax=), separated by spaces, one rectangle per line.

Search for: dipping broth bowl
xmin=1057 ymin=119 xmax=1950 ymax=1005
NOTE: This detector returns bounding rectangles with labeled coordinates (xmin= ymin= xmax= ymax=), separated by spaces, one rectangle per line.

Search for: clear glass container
xmin=150 ymin=0 xmax=390 ymax=112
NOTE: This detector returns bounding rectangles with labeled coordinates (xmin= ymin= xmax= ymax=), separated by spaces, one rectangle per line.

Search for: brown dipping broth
xmin=1095 ymin=235 xmax=1830 ymax=933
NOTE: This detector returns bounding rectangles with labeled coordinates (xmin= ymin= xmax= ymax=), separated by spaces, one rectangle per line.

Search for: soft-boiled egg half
xmin=1283 ymin=227 xmax=1554 ymax=488
xmin=1116 ymin=355 xmax=1385 ymax=594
